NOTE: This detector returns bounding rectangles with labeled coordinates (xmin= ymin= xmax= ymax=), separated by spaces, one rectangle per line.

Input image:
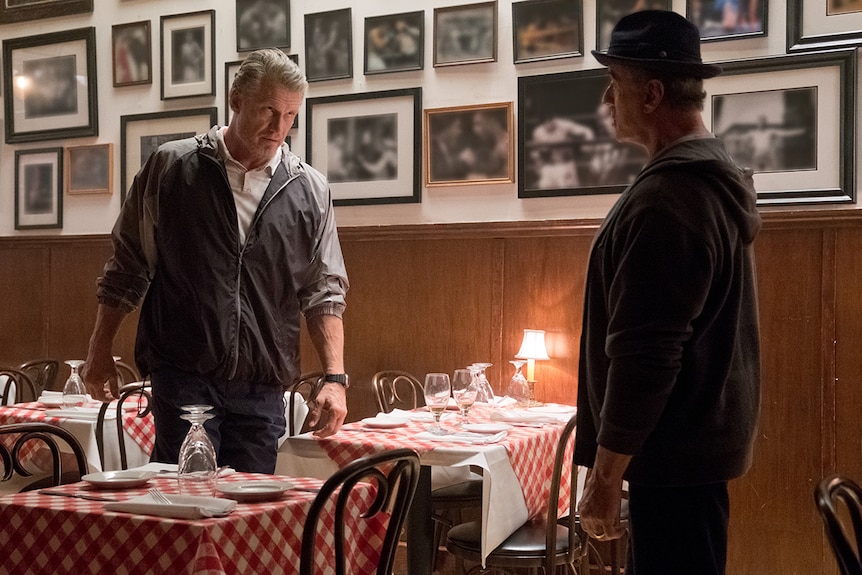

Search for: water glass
xmin=178 ymin=404 xmax=218 ymax=496
xmin=423 ymin=373 xmax=451 ymax=431
xmin=452 ymin=368 xmax=477 ymax=423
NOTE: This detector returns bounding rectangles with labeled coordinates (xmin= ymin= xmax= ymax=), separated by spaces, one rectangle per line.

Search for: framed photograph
xmin=705 ymin=48 xmax=856 ymax=206
xmin=66 ymin=143 xmax=112 ymax=195
xmin=2 ymin=27 xmax=98 ymax=144
xmin=225 ymin=55 xmax=299 ymax=128
xmin=112 ymin=21 xmax=152 ymax=87
xmin=687 ymin=0 xmax=766 ymax=42
xmin=304 ymin=8 xmax=352 ymax=82
xmin=596 ymin=0 xmax=670 ymax=52
xmin=15 ymin=148 xmax=62 ymax=230
xmin=236 ymin=0 xmax=290 ymax=52
xmin=120 ymin=107 xmax=218 ymax=203
xmin=364 ymin=11 xmax=424 ymax=75
xmin=306 ymin=87 xmax=421 ymax=206
xmin=512 ymin=0 xmax=582 ymax=63
xmin=160 ymin=10 xmax=215 ymax=100
xmin=425 ymin=102 xmax=514 ymax=187
xmin=518 ymin=70 xmax=648 ymax=198
xmin=788 ymin=0 xmax=862 ymax=51
xmin=0 ymin=0 xmax=91 ymax=24
xmin=434 ymin=2 xmax=497 ymax=67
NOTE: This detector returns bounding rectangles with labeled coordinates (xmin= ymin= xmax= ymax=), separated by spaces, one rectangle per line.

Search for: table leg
xmin=406 ymin=465 xmax=433 ymax=575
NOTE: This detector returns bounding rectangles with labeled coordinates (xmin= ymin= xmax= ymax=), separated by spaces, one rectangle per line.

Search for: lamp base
xmin=523 ymin=380 xmax=543 ymax=407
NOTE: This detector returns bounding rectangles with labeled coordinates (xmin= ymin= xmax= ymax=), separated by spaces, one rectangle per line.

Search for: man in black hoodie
xmin=574 ymin=10 xmax=761 ymax=575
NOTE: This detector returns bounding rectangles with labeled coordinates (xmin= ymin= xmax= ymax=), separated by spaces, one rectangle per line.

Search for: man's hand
xmin=81 ymin=348 xmax=119 ymax=402
xmin=306 ymin=382 xmax=347 ymax=437
xmin=577 ymin=446 xmax=632 ymax=541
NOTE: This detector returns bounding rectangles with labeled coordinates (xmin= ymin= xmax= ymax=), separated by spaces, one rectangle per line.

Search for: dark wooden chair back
xmin=299 ymin=447 xmax=421 ymax=575
xmin=0 ymin=422 xmax=88 ymax=490
xmin=371 ymin=370 xmax=424 ymax=413
xmin=816 ymin=474 xmax=862 ymax=575
xmin=0 ymin=369 xmax=37 ymax=405
xmin=286 ymin=372 xmax=323 ymax=436
xmin=96 ymin=382 xmax=152 ymax=470
xmin=18 ymin=359 xmax=60 ymax=395
xmin=114 ymin=360 xmax=141 ymax=385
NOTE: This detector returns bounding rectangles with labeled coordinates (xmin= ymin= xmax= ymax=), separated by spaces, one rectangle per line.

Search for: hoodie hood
xmin=638 ymin=136 xmax=761 ymax=244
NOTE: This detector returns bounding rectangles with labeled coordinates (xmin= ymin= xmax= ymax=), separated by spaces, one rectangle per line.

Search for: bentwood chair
xmin=17 ymin=359 xmax=59 ymax=395
xmin=283 ymin=371 xmax=323 ymax=439
xmin=373 ymin=369 xmax=484 ymax=568
xmin=0 ymin=422 xmax=88 ymax=491
xmin=815 ymin=474 xmax=862 ymax=575
xmin=96 ymin=382 xmax=152 ymax=470
xmin=114 ymin=360 xmax=142 ymax=385
xmin=446 ymin=412 xmax=588 ymax=575
xmin=299 ymin=447 xmax=421 ymax=575
xmin=0 ymin=369 xmax=37 ymax=406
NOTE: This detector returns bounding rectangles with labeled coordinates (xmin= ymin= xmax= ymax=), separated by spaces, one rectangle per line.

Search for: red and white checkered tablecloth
xmin=0 ymin=473 xmax=385 ymax=575
xmin=315 ymin=408 xmax=572 ymax=520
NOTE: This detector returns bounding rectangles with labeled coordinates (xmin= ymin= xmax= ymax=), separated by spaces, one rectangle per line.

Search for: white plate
xmin=216 ymin=480 xmax=294 ymax=502
xmin=361 ymin=417 xmax=410 ymax=429
xmin=38 ymin=398 xmax=66 ymax=408
xmin=82 ymin=470 xmax=157 ymax=489
xmin=462 ymin=422 xmax=513 ymax=434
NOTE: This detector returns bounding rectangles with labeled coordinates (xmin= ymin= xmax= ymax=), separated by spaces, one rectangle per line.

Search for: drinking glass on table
xmin=178 ymin=404 xmax=218 ymax=496
xmin=452 ymin=368 xmax=478 ymax=423
xmin=62 ymin=360 xmax=87 ymax=408
xmin=423 ymin=373 xmax=451 ymax=432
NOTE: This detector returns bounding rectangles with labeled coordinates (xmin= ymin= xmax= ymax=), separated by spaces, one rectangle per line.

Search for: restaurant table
xmin=0 ymin=400 xmax=153 ymax=473
xmin=0 ymin=471 xmax=386 ymax=575
xmin=276 ymin=404 xmax=575 ymax=574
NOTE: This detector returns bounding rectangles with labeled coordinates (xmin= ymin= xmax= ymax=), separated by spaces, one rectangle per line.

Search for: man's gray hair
xmin=231 ymin=48 xmax=307 ymax=97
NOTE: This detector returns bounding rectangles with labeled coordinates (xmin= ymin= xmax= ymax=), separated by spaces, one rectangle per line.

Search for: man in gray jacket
xmin=574 ymin=11 xmax=761 ymax=575
xmin=83 ymin=49 xmax=349 ymax=474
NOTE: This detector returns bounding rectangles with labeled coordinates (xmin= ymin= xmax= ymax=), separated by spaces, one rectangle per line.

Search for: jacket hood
xmin=640 ymin=136 xmax=761 ymax=244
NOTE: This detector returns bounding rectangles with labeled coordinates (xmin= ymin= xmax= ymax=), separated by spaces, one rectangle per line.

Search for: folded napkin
xmin=390 ymin=409 xmax=456 ymax=423
xmin=44 ymin=406 xmax=116 ymax=420
xmin=489 ymin=407 xmax=576 ymax=425
xmin=104 ymin=492 xmax=236 ymax=519
xmin=413 ymin=430 xmax=507 ymax=444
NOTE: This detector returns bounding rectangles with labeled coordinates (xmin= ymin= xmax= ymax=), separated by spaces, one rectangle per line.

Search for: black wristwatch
xmin=324 ymin=373 xmax=349 ymax=389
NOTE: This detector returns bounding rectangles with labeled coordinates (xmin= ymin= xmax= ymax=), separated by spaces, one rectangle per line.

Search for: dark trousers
xmin=149 ymin=368 xmax=286 ymax=474
xmin=625 ymin=481 xmax=729 ymax=575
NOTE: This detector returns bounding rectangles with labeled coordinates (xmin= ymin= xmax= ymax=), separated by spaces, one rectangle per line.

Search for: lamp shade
xmin=515 ymin=329 xmax=549 ymax=361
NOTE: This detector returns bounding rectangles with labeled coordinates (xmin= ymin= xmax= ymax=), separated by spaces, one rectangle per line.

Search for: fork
xmin=148 ymin=488 xmax=172 ymax=505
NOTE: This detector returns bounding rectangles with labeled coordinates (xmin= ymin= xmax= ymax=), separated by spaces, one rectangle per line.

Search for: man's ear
xmin=228 ymin=88 xmax=241 ymax=115
xmin=642 ymin=79 xmax=665 ymax=114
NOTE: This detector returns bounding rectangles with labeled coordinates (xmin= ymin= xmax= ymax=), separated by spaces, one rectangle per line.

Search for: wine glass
xmin=470 ymin=363 xmax=496 ymax=405
xmin=507 ymin=359 xmax=530 ymax=405
xmin=452 ymin=368 xmax=478 ymax=423
xmin=62 ymin=360 xmax=87 ymax=408
xmin=423 ymin=373 xmax=451 ymax=432
xmin=177 ymin=404 xmax=218 ymax=495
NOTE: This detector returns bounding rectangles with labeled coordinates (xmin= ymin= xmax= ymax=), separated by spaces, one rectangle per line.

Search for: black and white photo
xmin=67 ymin=143 xmax=112 ymax=194
xmin=364 ymin=11 xmax=424 ymax=75
xmin=512 ymin=0 xmax=582 ymax=63
xmin=160 ymin=10 xmax=215 ymax=100
xmin=15 ymin=148 xmax=63 ymax=230
xmin=434 ymin=2 xmax=497 ymax=67
xmin=236 ymin=0 xmax=290 ymax=52
xmin=304 ymin=8 xmax=352 ymax=82
xmin=113 ymin=21 xmax=152 ymax=87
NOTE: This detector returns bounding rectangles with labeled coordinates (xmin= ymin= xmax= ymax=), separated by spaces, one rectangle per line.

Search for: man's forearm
xmin=306 ymin=313 xmax=344 ymax=374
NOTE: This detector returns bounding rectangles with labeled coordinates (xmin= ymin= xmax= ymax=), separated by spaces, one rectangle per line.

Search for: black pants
xmin=625 ymin=481 xmax=729 ymax=575
xmin=149 ymin=368 xmax=286 ymax=474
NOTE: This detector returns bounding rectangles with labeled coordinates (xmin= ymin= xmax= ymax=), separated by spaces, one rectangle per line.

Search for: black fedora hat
xmin=592 ymin=10 xmax=721 ymax=79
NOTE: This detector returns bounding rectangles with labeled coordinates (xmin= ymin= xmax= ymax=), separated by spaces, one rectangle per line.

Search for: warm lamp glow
xmin=515 ymin=329 xmax=549 ymax=382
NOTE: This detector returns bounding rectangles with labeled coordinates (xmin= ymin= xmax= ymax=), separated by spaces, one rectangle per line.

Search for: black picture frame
xmin=424 ymin=101 xmax=514 ymax=187
xmin=236 ymin=0 xmax=290 ymax=52
xmin=0 ymin=0 xmax=92 ymax=24
xmin=433 ymin=2 xmax=497 ymax=67
xmin=112 ymin=20 xmax=152 ymax=87
xmin=306 ymin=87 xmax=422 ymax=206
xmin=15 ymin=147 xmax=63 ymax=231
xmin=687 ymin=0 xmax=767 ymax=42
xmin=364 ymin=11 xmax=424 ymax=75
xmin=160 ymin=10 xmax=215 ymax=100
xmin=596 ymin=0 xmax=671 ymax=53
xmin=518 ymin=69 xmax=648 ymax=199
xmin=2 ymin=27 xmax=98 ymax=144
xmin=787 ymin=0 xmax=862 ymax=52
xmin=512 ymin=0 xmax=582 ymax=63
xmin=706 ymin=48 xmax=856 ymax=206
xmin=304 ymin=8 xmax=353 ymax=82
xmin=120 ymin=107 xmax=218 ymax=203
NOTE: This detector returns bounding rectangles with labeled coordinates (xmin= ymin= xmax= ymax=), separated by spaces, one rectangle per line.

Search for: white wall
xmin=0 ymin=0 xmax=855 ymax=236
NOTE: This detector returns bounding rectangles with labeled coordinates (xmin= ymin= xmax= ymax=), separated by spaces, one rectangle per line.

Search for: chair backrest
xmin=815 ymin=474 xmax=862 ymax=575
xmin=96 ymin=382 xmax=152 ymax=470
xmin=547 ymin=412 xmax=586 ymax=573
xmin=0 ymin=422 xmax=88 ymax=489
xmin=299 ymin=447 xmax=421 ymax=575
xmin=372 ymin=370 xmax=424 ymax=413
xmin=18 ymin=359 xmax=60 ymax=395
xmin=285 ymin=372 xmax=323 ymax=437
xmin=114 ymin=360 xmax=141 ymax=385
xmin=0 ymin=369 xmax=37 ymax=406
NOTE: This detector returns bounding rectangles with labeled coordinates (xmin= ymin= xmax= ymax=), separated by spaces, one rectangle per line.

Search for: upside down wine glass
xmin=470 ymin=363 xmax=496 ymax=405
xmin=423 ymin=373 xmax=451 ymax=432
xmin=177 ymin=404 xmax=218 ymax=496
xmin=62 ymin=360 xmax=87 ymax=408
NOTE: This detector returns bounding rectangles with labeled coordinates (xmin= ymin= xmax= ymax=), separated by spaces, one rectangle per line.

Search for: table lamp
xmin=515 ymin=329 xmax=549 ymax=406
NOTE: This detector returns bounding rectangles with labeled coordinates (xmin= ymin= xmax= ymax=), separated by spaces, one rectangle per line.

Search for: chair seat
xmin=448 ymin=519 xmax=573 ymax=563
xmin=431 ymin=478 xmax=483 ymax=505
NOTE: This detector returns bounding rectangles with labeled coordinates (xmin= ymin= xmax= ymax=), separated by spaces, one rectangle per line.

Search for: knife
xmin=38 ymin=489 xmax=118 ymax=502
